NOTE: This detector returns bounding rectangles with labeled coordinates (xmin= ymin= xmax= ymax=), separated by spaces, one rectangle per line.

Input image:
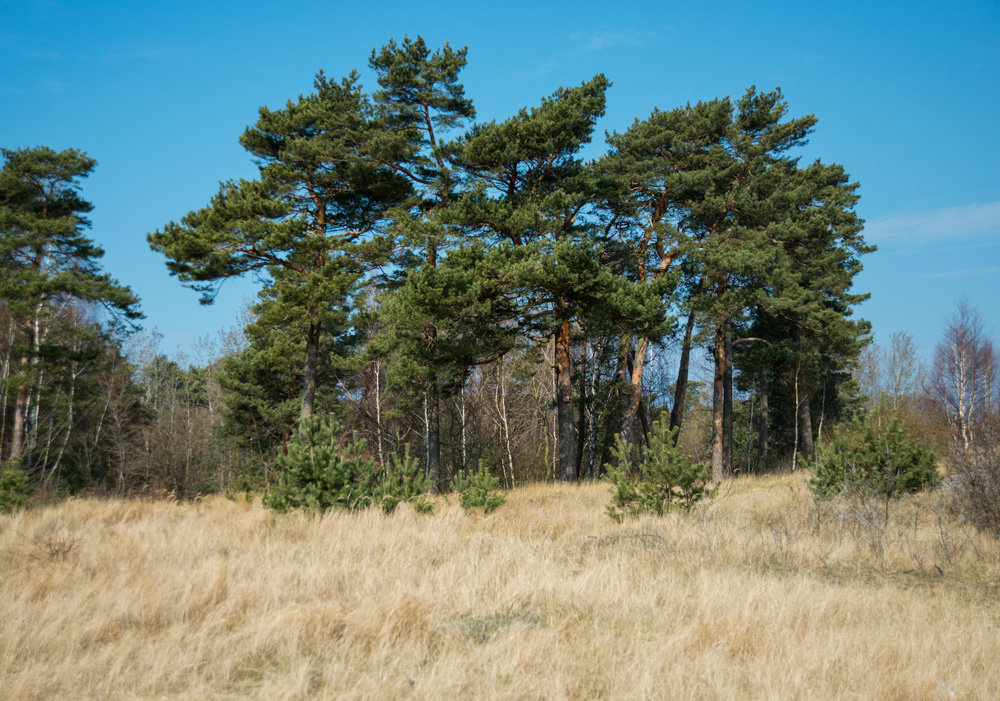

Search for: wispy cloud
xmin=39 ymin=79 xmax=70 ymax=95
xmin=921 ymin=266 xmax=1000 ymax=279
xmin=864 ymin=200 xmax=1000 ymax=244
xmin=103 ymin=41 xmax=191 ymax=63
xmin=569 ymin=29 xmax=646 ymax=53
xmin=0 ymin=31 xmax=63 ymax=60
xmin=524 ymin=29 xmax=652 ymax=78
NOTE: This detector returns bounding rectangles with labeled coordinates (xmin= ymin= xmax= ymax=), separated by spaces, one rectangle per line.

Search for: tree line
xmin=3 ymin=36 xmax=992 ymax=500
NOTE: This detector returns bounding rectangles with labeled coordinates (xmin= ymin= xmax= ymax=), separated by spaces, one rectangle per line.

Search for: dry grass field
xmin=2 ymin=473 xmax=998 ymax=699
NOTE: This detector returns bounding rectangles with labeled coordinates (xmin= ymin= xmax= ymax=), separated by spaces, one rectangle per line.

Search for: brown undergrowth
xmin=1 ymin=473 xmax=997 ymax=699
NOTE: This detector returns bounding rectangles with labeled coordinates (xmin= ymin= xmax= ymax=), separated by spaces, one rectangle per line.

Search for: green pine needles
xmin=0 ymin=461 xmax=31 ymax=513
xmin=606 ymin=415 xmax=716 ymax=521
xmin=809 ymin=407 xmax=939 ymax=500
xmin=265 ymin=415 xmax=432 ymax=514
xmin=452 ymin=461 xmax=506 ymax=514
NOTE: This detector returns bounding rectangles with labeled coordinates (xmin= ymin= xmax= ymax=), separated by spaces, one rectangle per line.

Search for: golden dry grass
xmin=2 ymin=473 xmax=998 ymax=699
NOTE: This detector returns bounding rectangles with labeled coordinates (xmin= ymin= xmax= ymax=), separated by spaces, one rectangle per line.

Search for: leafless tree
xmin=927 ymin=300 xmax=997 ymax=452
xmin=887 ymin=331 xmax=925 ymax=411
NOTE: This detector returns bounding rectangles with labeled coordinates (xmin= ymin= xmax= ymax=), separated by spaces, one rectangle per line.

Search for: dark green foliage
xmin=0 ymin=147 xmax=142 ymax=323
xmin=810 ymin=408 xmax=939 ymax=500
xmin=264 ymin=415 xmax=431 ymax=514
xmin=0 ymin=461 xmax=31 ymax=513
xmin=0 ymin=146 xmax=142 ymax=486
xmin=606 ymin=415 xmax=715 ymax=521
xmin=378 ymin=449 xmax=434 ymax=514
xmin=149 ymin=72 xmax=408 ymax=419
xmin=452 ymin=461 xmax=506 ymax=514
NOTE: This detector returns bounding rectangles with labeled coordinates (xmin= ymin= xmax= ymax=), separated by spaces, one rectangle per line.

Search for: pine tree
xmin=0 ymin=147 xmax=141 ymax=464
xmin=452 ymin=75 xmax=665 ymax=480
xmin=736 ymin=159 xmax=872 ymax=470
xmin=365 ymin=36 xmax=476 ymax=488
xmin=599 ymin=97 xmax=732 ymax=446
xmin=149 ymin=72 xmax=408 ymax=420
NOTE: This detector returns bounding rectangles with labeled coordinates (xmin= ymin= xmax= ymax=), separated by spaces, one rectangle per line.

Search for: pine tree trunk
xmin=599 ymin=344 xmax=630 ymax=470
xmin=574 ymin=345 xmax=587 ymax=479
xmin=554 ymin=320 xmax=576 ymax=481
xmin=0 ymin=316 xmax=12 ymax=455
xmin=792 ymin=360 xmax=801 ymax=472
xmin=758 ymin=374 xmax=769 ymax=471
xmin=427 ymin=381 xmax=442 ymax=492
xmin=798 ymin=391 xmax=815 ymax=461
xmin=711 ymin=326 xmax=728 ymax=481
xmin=669 ymin=311 xmax=696 ymax=442
xmin=621 ymin=336 xmax=649 ymax=448
xmin=299 ymin=313 xmax=321 ymax=419
xmin=585 ymin=342 xmax=600 ymax=479
xmin=723 ymin=332 xmax=734 ymax=475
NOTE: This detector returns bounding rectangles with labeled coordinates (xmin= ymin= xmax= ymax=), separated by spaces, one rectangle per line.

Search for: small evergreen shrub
xmin=810 ymin=410 xmax=939 ymax=500
xmin=452 ymin=461 xmax=506 ymax=514
xmin=377 ymin=449 xmax=434 ymax=514
xmin=264 ymin=415 xmax=432 ymax=514
xmin=0 ymin=461 xmax=31 ymax=513
xmin=606 ymin=415 xmax=715 ymax=522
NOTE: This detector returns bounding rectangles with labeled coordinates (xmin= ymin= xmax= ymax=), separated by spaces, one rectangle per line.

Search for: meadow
xmin=2 ymin=474 xmax=998 ymax=699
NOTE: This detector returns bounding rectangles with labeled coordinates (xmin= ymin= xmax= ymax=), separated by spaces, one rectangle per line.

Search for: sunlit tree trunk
xmin=621 ymin=336 xmax=648 ymax=449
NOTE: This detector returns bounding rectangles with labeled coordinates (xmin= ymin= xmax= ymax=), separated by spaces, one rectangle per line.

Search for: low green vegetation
xmin=264 ymin=415 xmax=432 ymax=514
xmin=452 ymin=462 xmax=506 ymax=514
xmin=0 ymin=462 xmax=30 ymax=513
xmin=606 ymin=415 xmax=716 ymax=521
xmin=809 ymin=407 xmax=939 ymax=500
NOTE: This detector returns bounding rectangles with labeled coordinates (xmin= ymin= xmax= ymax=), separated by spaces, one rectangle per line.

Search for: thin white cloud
xmin=0 ymin=31 xmax=63 ymax=60
xmin=40 ymin=79 xmax=70 ymax=94
xmin=568 ymin=29 xmax=648 ymax=54
xmin=921 ymin=266 xmax=1000 ymax=279
xmin=864 ymin=200 xmax=1000 ymax=244
xmin=522 ymin=29 xmax=650 ymax=79
xmin=101 ymin=41 xmax=191 ymax=63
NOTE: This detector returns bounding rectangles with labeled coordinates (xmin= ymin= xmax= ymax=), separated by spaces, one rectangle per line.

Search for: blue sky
xmin=2 ymin=0 xmax=998 ymax=362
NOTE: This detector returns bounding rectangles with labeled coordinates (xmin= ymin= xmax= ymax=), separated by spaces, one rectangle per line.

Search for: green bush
xmin=264 ymin=415 xmax=432 ymax=514
xmin=0 ymin=461 xmax=31 ymax=513
xmin=377 ymin=449 xmax=434 ymax=514
xmin=606 ymin=415 xmax=715 ymax=522
xmin=810 ymin=410 xmax=939 ymax=500
xmin=452 ymin=461 xmax=506 ymax=514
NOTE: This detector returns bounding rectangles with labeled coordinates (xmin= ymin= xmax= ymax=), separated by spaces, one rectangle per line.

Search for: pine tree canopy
xmin=1 ymin=147 xmax=141 ymax=323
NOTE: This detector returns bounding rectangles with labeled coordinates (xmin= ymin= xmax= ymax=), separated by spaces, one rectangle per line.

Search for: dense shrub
xmin=0 ymin=461 xmax=31 ymax=513
xmin=810 ymin=410 xmax=939 ymax=500
xmin=452 ymin=461 xmax=506 ymax=514
xmin=264 ymin=415 xmax=432 ymax=514
xmin=606 ymin=415 xmax=715 ymax=522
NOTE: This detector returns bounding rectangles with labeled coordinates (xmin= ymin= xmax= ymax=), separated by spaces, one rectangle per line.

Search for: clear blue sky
xmin=3 ymin=0 xmax=998 ymax=362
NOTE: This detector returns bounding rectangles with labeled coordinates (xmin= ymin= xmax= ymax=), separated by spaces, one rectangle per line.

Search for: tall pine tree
xmin=149 ymin=72 xmax=408 ymax=420
xmin=0 ymin=147 xmax=141 ymax=464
